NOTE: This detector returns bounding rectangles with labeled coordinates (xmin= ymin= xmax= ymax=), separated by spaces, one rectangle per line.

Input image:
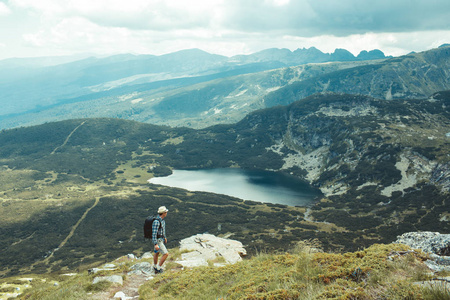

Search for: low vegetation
xmin=8 ymin=241 xmax=449 ymax=299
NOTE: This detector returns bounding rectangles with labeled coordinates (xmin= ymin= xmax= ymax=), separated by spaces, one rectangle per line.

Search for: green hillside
xmin=0 ymin=91 xmax=449 ymax=278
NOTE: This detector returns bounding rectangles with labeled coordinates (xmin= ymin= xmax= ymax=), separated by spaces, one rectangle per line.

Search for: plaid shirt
xmin=152 ymin=215 xmax=166 ymax=245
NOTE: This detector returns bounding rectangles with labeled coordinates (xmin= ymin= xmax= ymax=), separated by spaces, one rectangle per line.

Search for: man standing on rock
xmin=153 ymin=206 xmax=169 ymax=274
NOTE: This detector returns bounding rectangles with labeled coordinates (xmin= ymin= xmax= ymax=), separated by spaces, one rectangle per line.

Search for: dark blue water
xmin=149 ymin=168 xmax=322 ymax=206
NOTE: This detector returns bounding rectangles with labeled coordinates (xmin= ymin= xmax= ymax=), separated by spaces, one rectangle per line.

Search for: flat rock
xmin=88 ymin=263 xmax=117 ymax=274
xmin=93 ymin=275 xmax=123 ymax=285
xmin=129 ymin=262 xmax=154 ymax=275
xmin=176 ymin=234 xmax=246 ymax=268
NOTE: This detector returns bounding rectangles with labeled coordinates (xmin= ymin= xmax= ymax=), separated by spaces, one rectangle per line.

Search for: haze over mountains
xmin=0 ymin=46 xmax=390 ymax=129
xmin=2 ymin=45 xmax=450 ymax=131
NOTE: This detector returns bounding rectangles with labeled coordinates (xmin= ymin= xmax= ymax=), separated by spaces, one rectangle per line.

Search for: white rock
xmin=88 ymin=264 xmax=117 ymax=274
xmin=394 ymin=231 xmax=450 ymax=254
xmin=176 ymin=234 xmax=246 ymax=268
xmin=93 ymin=275 xmax=123 ymax=285
xmin=113 ymin=291 xmax=132 ymax=299
xmin=141 ymin=252 xmax=153 ymax=259
xmin=129 ymin=262 xmax=154 ymax=275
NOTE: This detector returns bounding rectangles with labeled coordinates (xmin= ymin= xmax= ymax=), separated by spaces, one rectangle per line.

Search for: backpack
xmin=144 ymin=216 xmax=161 ymax=239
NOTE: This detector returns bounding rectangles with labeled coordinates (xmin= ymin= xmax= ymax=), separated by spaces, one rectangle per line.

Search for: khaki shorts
xmin=156 ymin=238 xmax=168 ymax=255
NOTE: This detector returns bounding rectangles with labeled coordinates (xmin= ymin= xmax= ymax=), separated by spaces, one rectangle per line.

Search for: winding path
xmin=42 ymin=196 xmax=100 ymax=264
xmin=51 ymin=121 xmax=86 ymax=155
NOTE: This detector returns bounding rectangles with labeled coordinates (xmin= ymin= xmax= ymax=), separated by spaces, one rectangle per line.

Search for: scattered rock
xmin=127 ymin=254 xmax=137 ymax=260
xmin=176 ymin=233 xmax=247 ymax=268
xmin=114 ymin=291 xmax=127 ymax=299
xmin=113 ymin=291 xmax=135 ymax=299
xmin=88 ymin=263 xmax=117 ymax=274
xmin=93 ymin=275 xmax=123 ymax=285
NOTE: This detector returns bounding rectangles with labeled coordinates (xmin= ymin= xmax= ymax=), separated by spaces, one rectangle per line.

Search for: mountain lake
xmin=148 ymin=168 xmax=322 ymax=206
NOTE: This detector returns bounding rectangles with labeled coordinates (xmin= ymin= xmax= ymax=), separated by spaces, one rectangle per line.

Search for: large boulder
xmin=176 ymin=234 xmax=247 ymax=268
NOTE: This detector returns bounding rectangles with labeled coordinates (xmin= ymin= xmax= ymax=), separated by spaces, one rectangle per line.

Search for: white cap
xmin=158 ymin=206 xmax=169 ymax=214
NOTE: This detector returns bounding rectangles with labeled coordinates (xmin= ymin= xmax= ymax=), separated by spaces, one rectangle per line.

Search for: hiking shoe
xmin=153 ymin=267 xmax=164 ymax=274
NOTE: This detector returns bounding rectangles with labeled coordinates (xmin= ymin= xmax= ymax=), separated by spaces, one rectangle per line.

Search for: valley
xmin=0 ymin=90 xmax=448 ymax=278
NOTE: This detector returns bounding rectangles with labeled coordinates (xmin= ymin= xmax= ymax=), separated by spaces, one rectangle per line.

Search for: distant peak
xmin=356 ymin=49 xmax=386 ymax=60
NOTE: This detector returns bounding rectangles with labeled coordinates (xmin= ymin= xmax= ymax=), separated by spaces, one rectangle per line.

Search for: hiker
xmin=153 ymin=206 xmax=169 ymax=274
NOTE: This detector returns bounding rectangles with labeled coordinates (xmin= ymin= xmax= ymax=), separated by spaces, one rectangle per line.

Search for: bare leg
xmin=153 ymin=252 xmax=159 ymax=266
xmin=159 ymin=253 xmax=169 ymax=267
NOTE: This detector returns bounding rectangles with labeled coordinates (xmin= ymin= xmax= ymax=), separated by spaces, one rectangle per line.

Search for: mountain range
xmin=2 ymin=45 xmax=450 ymax=130
xmin=0 ymin=46 xmax=390 ymax=129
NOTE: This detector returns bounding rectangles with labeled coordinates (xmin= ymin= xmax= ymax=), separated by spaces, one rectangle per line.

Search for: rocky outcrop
xmin=176 ymin=234 xmax=247 ymax=268
xmin=394 ymin=232 xmax=450 ymax=272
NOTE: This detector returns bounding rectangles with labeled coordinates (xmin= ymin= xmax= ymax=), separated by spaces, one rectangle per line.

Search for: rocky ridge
xmin=257 ymin=92 xmax=450 ymax=197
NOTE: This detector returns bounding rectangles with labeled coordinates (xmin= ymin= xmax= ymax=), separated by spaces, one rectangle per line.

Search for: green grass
xmin=422 ymin=282 xmax=450 ymax=300
xmin=9 ymin=240 xmax=450 ymax=299
xmin=138 ymin=242 xmax=436 ymax=300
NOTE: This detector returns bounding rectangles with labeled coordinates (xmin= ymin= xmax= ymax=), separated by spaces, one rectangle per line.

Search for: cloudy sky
xmin=1 ymin=0 xmax=450 ymax=60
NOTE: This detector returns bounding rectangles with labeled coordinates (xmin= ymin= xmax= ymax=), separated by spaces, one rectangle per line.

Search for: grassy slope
xmin=8 ymin=241 xmax=448 ymax=300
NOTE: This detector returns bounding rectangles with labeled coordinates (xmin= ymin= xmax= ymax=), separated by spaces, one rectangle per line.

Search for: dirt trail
xmin=42 ymin=196 xmax=100 ymax=264
xmin=51 ymin=120 xmax=86 ymax=155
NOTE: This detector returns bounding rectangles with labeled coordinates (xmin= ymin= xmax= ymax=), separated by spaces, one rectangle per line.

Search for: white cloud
xmin=9 ymin=0 xmax=227 ymax=30
xmin=2 ymin=0 xmax=450 ymax=59
xmin=0 ymin=2 xmax=11 ymax=15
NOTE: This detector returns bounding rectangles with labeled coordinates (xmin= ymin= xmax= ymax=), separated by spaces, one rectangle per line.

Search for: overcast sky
xmin=1 ymin=0 xmax=450 ymax=60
